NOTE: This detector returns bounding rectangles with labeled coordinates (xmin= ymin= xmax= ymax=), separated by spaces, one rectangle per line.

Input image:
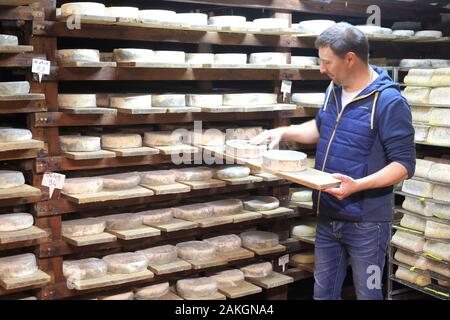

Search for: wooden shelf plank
xmin=245 ymin=271 xmax=294 ymax=289
xmin=0 ymin=184 xmax=41 ymax=201
xmin=0 ymin=226 xmax=46 ymax=244
xmin=148 ymin=259 xmax=192 ymax=275
xmin=0 ymin=270 xmax=50 ymax=291
xmin=0 ymin=139 xmax=43 ymax=152
xmin=0 ymin=95 xmax=45 ymax=113
xmin=217 ymin=280 xmax=262 ymax=299
xmin=63 ymin=232 xmax=117 ymax=247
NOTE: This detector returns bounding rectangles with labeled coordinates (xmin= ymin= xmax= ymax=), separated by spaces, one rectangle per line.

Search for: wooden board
xmin=184 ymin=256 xmax=227 ymax=270
xmin=0 ymin=184 xmax=41 ymax=200
xmin=63 ymin=150 xmax=116 ymax=160
xmin=253 ymin=172 xmax=283 ymax=181
xmin=166 ymin=107 xmax=202 ymax=113
xmin=243 ymin=105 xmax=274 ymax=112
xmin=199 ymin=106 xmax=245 ymax=113
xmin=0 ymin=139 xmax=43 ymax=152
xmin=0 ymin=0 xmax=38 ymax=5
xmin=190 ymin=215 xmax=234 ymax=228
xmin=68 ymin=269 xmax=154 ymax=291
xmin=179 ymin=179 xmax=226 ymax=190
xmin=153 ymin=144 xmax=198 ymax=155
xmin=107 ymin=226 xmax=160 ymax=240
xmin=0 ymin=226 xmax=46 ymax=244
xmin=218 ymin=281 xmax=262 ymax=299
xmin=115 ymin=107 xmax=167 ymax=114
xmin=104 ymin=146 xmax=159 ymax=157
xmin=410 ymin=102 xmax=450 ymax=109
xmin=221 ymin=175 xmax=263 ymax=185
xmin=289 ymin=201 xmax=313 ymax=210
xmin=216 ymin=247 xmax=255 ymax=262
xmin=245 ymin=272 xmax=294 ymax=289
xmin=159 ymin=291 xmax=184 ymax=300
xmin=293 ymin=235 xmax=316 ymax=245
xmin=229 ymin=211 xmax=262 ymax=223
xmin=61 ymin=191 xmax=118 ymax=204
xmin=289 ymin=261 xmax=315 ymax=273
xmin=117 ymin=62 xmax=189 ymax=69
xmin=0 ymin=45 xmax=33 ymax=53
xmin=113 ymin=186 xmax=154 ymax=200
xmin=60 ymin=107 xmax=117 ymax=114
xmin=257 ymin=207 xmax=294 ymax=219
xmin=59 ymin=61 xmax=117 ymax=68
xmin=146 ymin=218 xmax=198 ymax=233
xmin=140 ymin=182 xmax=191 ymax=195
xmin=243 ymin=244 xmax=286 ymax=256
xmin=0 ymin=270 xmax=50 ymax=290
xmin=148 ymin=259 xmax=192 ymax=275
xmin=63 ymin=232 xmax=117 ymax=246
xmin=182 ymin=291 xmax=226 ymax=300
xmin=272 ymin=104 xmax=297 ymax=111
xmin=0 ymin=94 xmax=45 ymax=101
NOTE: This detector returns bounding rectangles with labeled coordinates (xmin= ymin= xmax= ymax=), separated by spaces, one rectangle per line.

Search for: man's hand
xmin=249 ymin=127 xmax=287 ymax=150
xmin=323 ymin=173 xmax=362 ymax=200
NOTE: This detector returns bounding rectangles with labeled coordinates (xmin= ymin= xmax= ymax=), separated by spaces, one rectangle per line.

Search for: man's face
xmin=318 ymin=46 xmax=350 ymax=86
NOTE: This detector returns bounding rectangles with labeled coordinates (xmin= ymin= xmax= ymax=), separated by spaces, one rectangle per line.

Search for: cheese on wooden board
xmin=401 ymin=179 xmax=434 ymax=197
xmin=240 ymin=262 xmax=273 ymax=279
xmin=415 ymin=30 xmax=443 ymax=38
xmin=225 ymin=139 xmax=267 ymax=159
xmin=185 ymin=53 xmax=214 ymax=65
xmin=391 ymin=230 xmax=425 ymax=252
xmin=134 ymin=282 xmax=169 ymax=300
xmin=186 ymin=94 xmax=223 ymax=108
xmin=101 ymin=133 xmax=142 ymax=149
xmin=172 ymin=167 xmax=214 ymax=181
xmin=402 ymin=197 xmax=433 ymax=217
xmin=102 ymin=253 xmax=149 ymax=274
xmin=214 ymin=54 xmax=247 ymax=65
xmin=206 ymin=199 xmax=243 ymax=216
xmin=240 ymin=231 xmax=279 ymax=248
xmin=110 ymin=95 xmax=152 ymax=109
xmin=60 ymin=2 xmax=106 ymax=17
xmin=427 ymin=202 xmax=450 ymax=220
xmin=138 ymin=10 xmax=177 ymax=23
xmin=291 ymin=251 xmax=315 ymax=264
xmin=101 ymin=172 xmax=141 ymax=190
xmin=0 ymin=128 xmax=32 ymax=143
xmin=252 ymin=18 xmax=289 ymax=29
xmin=210 ymin=269 xmax=245 ymax=288
xmin=104 ymin=7 xmax=138 ymax=19
xmin=249 ymin=52 xmax=289 ymax=65
xmin=400 ymin=59 xmax=431 ymax=68
xmin=428 ymin=260 xmax=450 ymax=278
xmin=103 ymin=213 xmax=143 ymax=231
xmin=62 ymin=218 xmax=105 ymax=237
xmin=356 ymin=25 xmax=393 ymax=35
xmin=428 ymin=163 xmax=450 ymax=184
xmin=423 ymin=240 xmax=450 ymax=261
xmin=144 ymin=131 xmax=184 ymax=146
xmin=101 ymin=291 xmax=134 ymax=300
xmin=175 ymin=13 xmax=208 ymax=26
xmin=291 ymin=190 xmax=312 ymax=202
xmin=0 ymin=34 xmax=18 ymax=46
xmin=223 ymin=93 xmax=277 ymax=106
xmin=0 ymin=170 xmax=25 ymax=189
xmin=404 ymin=74 xmax=432 ymax=86
xmin=139 ymin=208 xmax=173 ymax=224
xmin=63 ymin=258 xmax=107 ymax=280
xmin=432 ymin=75 xmax=450 ymax=87
xmin=413 ymin=124 xmax=430 ymax=142
xmin=0 ymin=254 xmax=38 ymax=279
xmin=172 ymin=204 xmax=213 ymax=220
xmin=140 ymin=171 xmax=176 ymax=186
xmin=291 ymin=93 xmax=325 ymax=105
xmin=136 ymin=245 xmax=178 ymax=265
xmin=411 ymin=106 xmax=431 ymax=123
xmin=203 ymin=234 xmax=242 ymax=253
xmin=214 ymin=165 xmax=250 ymax=179
xmin=296 ymin=20 xmax=336 ymax=34
xmin=393 ymin=30 xmax=415 ymax=36
xmin=429 ymin=109 xmax=450 ymax=127
xmin=424 ymin=221 xmax=450 ymax=239
xmin=400 ymin=214 xmax=426 ymax=232
xmin=395 ymin=266 xmax=431 ymax=286
xmin=429 ymin=88 xmax=450 ymax=106
xmin=189 ymin=130 xmax=225 ymax=146
xmin=432 ymin=184 xmax=450 ymax=202
xmin=243 ymin=196 xmax=280 ymax=211
xmin=414 ymin=159 xmax=434 ymax=178
xmin=407 ymin=69 xmax=434 ymax=77
xmin=62 ymin=177 xmax=103 ymax=194
xmin=225 ymin=127 xmax=263 ymax=141
xmin=151 ymin=94 xmax=186 ymax=108
xmin=176 ymin=277 xmax=218 ymax=298
xmin=394 ymin=250 xmax=429 ymax=270
xmin=57 ymin=49 xmax=100 ymax=63
xmin=0 ymin=81 xmax=30 ymax=95
xmin=292 ymin=224 xmax=317 ymax=237
xmin=176 ymin=241 xmax=216 ymax=261
xmin=152 ymin=51 xmax=186 ymax=64
xmin=58 ymin=94 xmax=97 ymax=108
xmin=208 ymin=16 xmax=247 ymax=27
xmin=0 ymin=213 xmax=33 ymax=232
xmin=290 ymin=56 xmax=319 ymax=67
xmin=60 ymin=135 xmax=101 ymax=152
xmin=427 ymin=126 xmax=450 ymax=145
xmin=402 ymin=87 xmax=430 ymax=104
xmin=263 ymin=150 xmax=307 ymax=172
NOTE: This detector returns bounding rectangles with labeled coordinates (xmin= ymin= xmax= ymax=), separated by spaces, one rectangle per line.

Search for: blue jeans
xmin=313 ymin=219 xmax=390 ymax=300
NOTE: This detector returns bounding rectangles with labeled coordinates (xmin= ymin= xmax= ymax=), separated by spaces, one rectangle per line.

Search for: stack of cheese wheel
xmin=0 ymin=253 xmax=39 ymax=280
xmin=102 ymin=252 xmax=149 ymax=274
xmin=400 ymin=214 xmax=426 ymax=232
xmin=404 ymin=69 xmax=433 ymax=86
xmin=395 ymin=266 xmax=431 ymax=286
xmin=0 ymin=170 xmax=25 ymax=189
xmin=424 ymin=221 xmax=450 ymax=240
xmin=0 ymin=81 xmax=30 ymax=96
xmin=0 ymin=213 xmax=34 ymax=233
xmin=63 ymin=258 xmax=108 ymax=281
xmin=134 ymin=282 xmax=170 ymax=300
xmin=423 ymin=240 xmax=450 ymax=261
xmin=401 ymin=179 xmax=434 ymax=198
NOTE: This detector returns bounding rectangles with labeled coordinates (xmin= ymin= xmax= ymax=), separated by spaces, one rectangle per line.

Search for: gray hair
xmin=315 ymin=22 xmax=369 ymax=63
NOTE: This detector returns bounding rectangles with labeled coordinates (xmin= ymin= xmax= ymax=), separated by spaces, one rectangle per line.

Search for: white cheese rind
xmin=0 ymin=128 xmax=32 ymax=143
xmin=176 ymin=241 xmax=216 ymax=261
xmin=62 ymin=218 xmax=105 ymax=237
xmin=0 ymin=213 xmax=34 ymax=232
xmin=62 ymin=177 xmax=103 ymax=195
xmin=0 ymin=253 xmax=38 ymax=279
xmin=136 ymin=245 xmax=178 ymax=265
xmin=0 ymin=170 xmax=25 ymax=189
xmin=134 ymin=282 xmax=169 ymax=300
xmin=0 ymin=81 xmax=30 ymax=96
xmin=176 ymin=277 xmax=218 ymax=298
xmin=262 ymin=150 xmax=307 ymax=172
xmin=203 ymin=234 xmax=242 ymax=253
xmin=63 ymin=258 xmax=107 ymax=280
xmin=101 ymin=172 xmax=141 ymax=190
xmin=240 ymin=262 xmax=273 ymax=279
xmin=102 ymin=253 xmax=149 ymax=274
xmin=58 ymin=94 xmax=97 ymax=108
xmin=60 ymin=135 xmax=101 ymax=152
xmin=101 ymin=133 xmax=143 ymax=149
xmin=240 ymin=230 xmax=279 ymax=248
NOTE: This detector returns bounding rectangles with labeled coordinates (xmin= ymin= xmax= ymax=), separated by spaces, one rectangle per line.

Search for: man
xmin=250 ymin=22 xmax=416 ymax=300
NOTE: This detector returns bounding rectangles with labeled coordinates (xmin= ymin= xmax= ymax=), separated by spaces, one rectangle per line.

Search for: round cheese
xmin=206 ymin=199 xmax=243 ymax=216
xmin=225 ymin=127 xmax=263 ymax=141
xmin=225 ymin=139 xmax=267 ymax=159
xmin=144 ymin=131 xmax=184 ymax=146
xmin=152 ymin=51 xmax=185 ymax=64
xmin=292 ymin=224 xmax=317 ymax=237
xmin=430 ymin=88 xmax=450 ymax=105
xmin=263 ymin=150 xmax=307 ymax=172
xmin=176 ymin=241 xmax=216 ymax=261
xmin=102 ymin=291 xmax=134 ymax=300
xmin=138 ymin=10 xmax=177 ymax=23
xmin=296 ymin=20 xmax=336 ymax=34
xmin=113 ymin=49 xmax=154 ymax=63
xmin=110 ymin=95 xmax=153 ymax=109
xmin=430 ymin=59 xmax=450 ymax=68
xmin=402 ymin=179 xmax=434 ymax=197
xmin=291 ymin=56 xmax=319 ymax=67
xmin=291 ymin=190 xmax=312 ymax=202
xmin=395 ymin=266 xmax=431 ymax=286
xmin=189 ymin=130 xmax=225 ymax=146
xmin=356 ymin=25 xmax=392 ymax=35
xmin=291 ymin=251 xmax=315 ymax=264
xmin=428 ymin=163 xmax=450 ymax=184
xmin=60 ymin=2 xmax=106 ymax=17
xmin=400 ymin=214 xmax=426 ymax=232
xmin=0 ymin=213 xmax=33 ymax=232
xmin=415 ymin=30 xmax=442 ymax=38
xmin=249 ymin=52 xmax=288 ymax=65
xmin=427 ymin=126 xmax=450 ymax=146
xmin=411 ymin=106 xmax=431 ymax=123
xmin=425 ymin=221 xmax=450 ymax=239
xmin=172 ymin=204 xmax=213 ymax=220
xmin=60 ymin=135 xmax=101 ymax=152
xmin=151 ymin=94 xmax=186 ymax=108
xmin=400 ymin=59 xmax=431 ymax=69
xmin=62 ymin=177 xmax=103 ymax=195
xmin=252 ymin=18 xmax=289 ymax=29
xmin=404 ymin=75 xmax=432 ymax=86
xmin=58 ymin=94 xmax=97 ymax=108
xmin=428 ymin=259 xmax=450 ymax=278
xmin=63 ymin=258 xmax=107 ymax=281
xmin=204 ymin=234 xmax=242 ymax=253
xmin=104 ymin=7 xmax=138 ymax=19
xmin=172 ymin=167 xmax=214 ymax=181
xmin=62 ymin=218 xmax=105 ymax=237
xmin=104 ymin=213 xmax=143 ymax=231
xmin=57 ymin=49 xmax=100 ymax=63
xmin=208 ymin=16 xmax=246 ymax=27
xmin=391 ymin=230 xmax=425 ymax=252
xmin=214 ymin=54 xmax=247 ymax=65
xmin=401 ymin=196 xmax=432 ymax=217
xmin=136 ymin=245 xmax=178 ymax=265
xmin=102 ymin=172 xmax=141 ymax=190
xmin=0 ymin=81 xmax=30 ymax=96
xmin=175 ymin=13 xmax=208 ymax=26
xmin=102 ymin=253 xmax=149 ymax=274
xmin=413 ymin=124 xmax=430 ymax=142
xmin=214 ymin=165 xmax=250 ymax=179
xmin=0 ymin=128 xmax=32 ymax=143
xmin=429 ymin=109 xmax=450 ymax=127
xmin=0 ymin=34 xmax=18 ymax=46
xmin=403 ymin=87 xmax=431 ymax=104
xmin=223 ymin=93 xmax=277 ymax=106
xmin=176 ymin=277 xmax=218 ymax=298
xmin=428 ymin=202 xmax=450 ymax=220
xmin=414 ymin=159 xmax=434 ymax=178
xmin=0 ymin=253 xmax=38 ymax=279
xmin=139 ymin=208 xmax=173 ymax=224
xmin=240 ymin=230 xmax=279 ymax=248
xmin=140 ymin=170 xmax=176 ymax=186
xmin=393 ymin=30 xmax=415 ymax=36
xmin=186 ymin=94 xmax=223 ymax=107
xmin=135 ymin=282 xmax=169 ymax=300
xmin=394 ymin=250 xmax=429 ymax=270
xmin=240 ymin=262 xmax=273 ymax=279
xmin=0 ymin=170 xmax=25 ymax=189
xmin=243 ymin=196 xmax=279 ymax=211
xmin=101 ymin=133 xmax=142 ymax=149
xmin=185 ymin=53 xmax=214 ymax=65
xmin=210 ymin=269 xmax=245 ymax=288
xmin=423 ymin=240 xmax=450 ymax=261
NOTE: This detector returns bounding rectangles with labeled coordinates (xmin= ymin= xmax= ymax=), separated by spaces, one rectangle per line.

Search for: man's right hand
xmin=249 ymin=127 xmax=288 ymax=150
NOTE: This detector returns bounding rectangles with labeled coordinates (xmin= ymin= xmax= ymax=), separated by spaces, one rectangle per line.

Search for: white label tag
xmin=42 ymin=172 xmax=65 ymax=199
xmin=32 ymin=59 xmax=51 ymax=83
xmin=281 ymin=80 xmax=292 ymax=102
xmin=278 ymin=254 xmax=289 ymax=272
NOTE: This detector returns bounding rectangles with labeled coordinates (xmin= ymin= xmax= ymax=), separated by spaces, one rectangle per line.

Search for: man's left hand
xmin=323 ymin=173 xmax=362 ymax=200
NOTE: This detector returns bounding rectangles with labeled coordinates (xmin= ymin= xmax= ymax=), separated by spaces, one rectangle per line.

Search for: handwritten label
xmin=281 ymin=80 xmax=292 ymax=102
xmin=32 ymin=59 xmax=51 ymax=83
xmin=278 ymin=254 xmax=289 ymax=272
xmin=42 ymin=172 xmax=65 ymax=199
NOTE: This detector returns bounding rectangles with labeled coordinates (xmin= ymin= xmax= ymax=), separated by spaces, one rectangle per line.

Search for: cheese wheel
xmin=428 ymin=163 xmax=450 ymax=184
xmin=292 ymin=224 xmax=317 ymax=237
xmin=0 ymin=128 xmax=32 ymax=143
xmin=102 ymin=292 xmax=134 ymax=300
xmin=0 ymin=170 xmax=25 ymax=189
xmin=253 ymin=18 xmax=289 ymax=29
xmin=135 ymin=282 xmax=169 ymax=300
xmin=110 ymin=94 xmax=152 ymax=109
xmin=214 ymin=54 xmax=247 ymax=65
xmin=223 ymin=93 xmax=277 ymax=106
xmin=185 ymin=53 xmax=214 ymax=65
xmin=0 ymin=81 xmax=30 ymax=96
xmin=249 ymin=52 xmax=289 ymax=65
xmin=58 ymin=94 xmax=97 ymax=108
xmin=62 ymin=218 xmax=105 ymax=237
xmin=427 ymin=126 xmax=450 ymax=145
xmin=391 ymin=230 xmax=425 ymax=252
xmin=172 ymin=204 xmax=213 ymax=220
xmin=0 ymin=213 xmax=33 ymax=232
xmin=60 ymin=135 xmax=101 ymax=152
xmin=240 ymin=262 xmax=273 ymax=279
xmin=413 ymin=124 xmax=430 ymax=142
xmin=402 ymin=87 xmax=430 ymax=104
xmin=140 ymin=170 xmax=176 ymax=186
xmin=240 ymin=231 xmax=279 ymax=248
xmin=428 ymin=259 xmax=450 ymax=277
xmin=400 ymin=214 xmax=426 ymax=232
xmin=101 ymin=172 xmax=141 ymax=191
xmin=411 ymin=106 xmax=431 ymax=123
xmin=415 ymin=30 xmax=442 ymax=38
xmin=136 ymin=245 xmax=178 ymax=265
xmin=404 ymin=75 xmax=432 ymax=86
xmin=139 ymin=208 xmax=173 ymax=224
xmin=104 ymin=7 xmax=138 ymax=19
xmin=395 ymin=266 xmax=431 ymax=286
xmin=430 ymin=88 xmax=450 ymax=105
xmin=102 ymin=253 xmax=149 ymax=274
xmin=423 ymin=240 xmax=450 ymax=261
xmin=425 ymin=221 xmax=450 ymax=239
xmin=203 ymin=234 xmax=242 ymax=253
xmin=206 ymin=199 xmax=243 ymax=216
xmin=189 ymin=130 xmax=225 ymax=146
xmin=152 ymin=51 xmax=185 ymax=64
xmin=210 ymin=269 xmax=245 ymax=288
xmin=60 ymin=2 xmax=106 ymax=17
xmin=138 ymin=10 xmax=177 ymax=23
xmin=296 ymin=20 xmax=336 ymax=34
xmin=0 ymin=254 xmax=38 ymax=279
xmin=430 ymin=60 xmax=450 ymax=68
xmin=393 ymin=30 xmax=415 ymax=36
xmin=208 ymin=16 xmax=246 ymax=27
xmin=172 ymin=167 xmax=214 ymax=181
xmin=225 ymin=127 xmax=263 ymax=141
xmin=290 ymin=56 xmax=319 ymax=67
xmin=63 ymin=177 xmax=103 ymax=195
xmin=103 ymin=213 xmax=143 ymax=231
xmin=432 ymin=184 xmax=450 ymax=202
xmin=292 ymin=93 xmax=325 ymax=105
xmin=402 ymin=197 xmax=432 ymax=217
xmin=57 ymin=49 xmax=100 ymax=63
xmin=429 ymin=109 xmax=450 ymax=127
xmin=186 ymin=94 xmax=223 ymax=108
xmin=176 ymin=241 xmax=216 ymax=261
xmin=414 ymin=159 xmax=434 ymax=178
xmin=176 ymin=277 xmax=218 ymax=298
xmin=175 ymin=13 xmax=208 ymax=26
xmin=225 ymin=139 xmax=267 ymax=159
xmin=151 ymin=94 xmax=186 ymax=108
xmin=401 ymin=179 xmax=434 ymax=197
xmin=214 ymin=165 xmax=250 ymax=179
xmin=291 ymin=190 xmax=312 ymax=202
xmin=101 ymin=133 xmax=142 ymax=149
xmin=356 ymin=25 xmax=392 ymax=35
xmin=438 ymin=280 xmax=450 ymax=288
xmin=428 ymin=202 xmax=450 ymax=220
xmin=263 ymin=150 xmax=307 ymax=172
xmin=0 ymin=34 xmax=18 ymax=46
xmin=63 ymin=258 xmax=107 ymax=280
xmin=144 ymin=131 xmax=184 ymax=146
xmin=400 ymin=59 xmax=431 ymax=68
xmin=291 ymin=251 xmax=315 ymax=264
xmin=408 ymin=69 xmax=434 ymax=77
xmin=243 ymin=196 xmax=280 ymax=211
xmin=113 ymin=49 xmax=154 ymax=63
xmin=394 ymin=250 xmax=429 ymax=270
